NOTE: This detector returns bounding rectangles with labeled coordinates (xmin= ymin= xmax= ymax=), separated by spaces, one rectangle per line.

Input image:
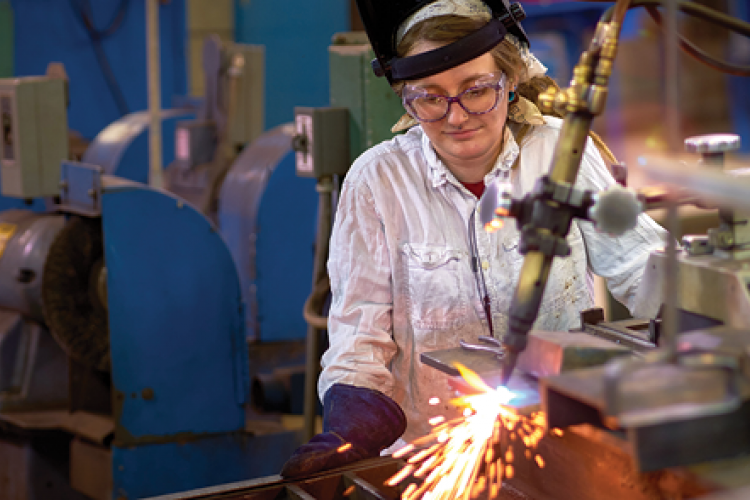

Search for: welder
xmin=281 ymin=0 xmax=667 ymax=478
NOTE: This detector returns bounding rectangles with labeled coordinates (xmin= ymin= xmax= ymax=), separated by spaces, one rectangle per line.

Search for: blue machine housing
xmin=83 ymin=109 xmax=195 ymax=184
xmin=219 ymin=124 xmax=319 ymax=342
xmin=86 ymin=117 xmax=319 ymax=342
xmin=99 ymin=172 xmax=300 ymax=498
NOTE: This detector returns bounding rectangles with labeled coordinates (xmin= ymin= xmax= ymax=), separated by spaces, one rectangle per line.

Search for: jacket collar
xmin=419 ymin=126 xmax=520 ymax=189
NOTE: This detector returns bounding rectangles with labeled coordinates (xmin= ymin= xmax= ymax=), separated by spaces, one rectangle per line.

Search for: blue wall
xmin=235 ymin=0 xmax=349 ymax=130
xmin=12 ymin=0 xmax=187 ymax=141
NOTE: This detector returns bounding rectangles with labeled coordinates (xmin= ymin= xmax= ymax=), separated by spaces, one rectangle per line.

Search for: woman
xmin=281 ymin=0 xmax=667 ymax=478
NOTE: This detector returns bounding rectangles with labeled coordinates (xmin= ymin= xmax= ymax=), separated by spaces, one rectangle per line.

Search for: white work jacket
xmin=319 ymin=117 xmax=667 ymax=442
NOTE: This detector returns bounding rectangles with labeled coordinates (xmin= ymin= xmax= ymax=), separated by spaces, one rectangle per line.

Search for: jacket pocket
xmin=402 ymin=243 xmax=469 ymax=330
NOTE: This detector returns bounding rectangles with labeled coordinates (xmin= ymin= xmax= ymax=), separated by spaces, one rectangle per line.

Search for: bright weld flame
xmin=337 ymin=443 xmax=352 ymax=453
xmin=484 ymin=217 xmax=506 ymax=233
xmin=386 ymin=363 xmax=549 ymax=499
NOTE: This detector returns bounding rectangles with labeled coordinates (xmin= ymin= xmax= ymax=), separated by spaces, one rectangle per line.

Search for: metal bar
xmin=286 ymin=484 xmax=319 ymax=500
xmin=147 ymin=0 xmax=163 ymax=188
xmin=582 ymin=323 xmax=655 ymax=351
xmin=664 ymin=0 xmax=681 ymax=153
xmin=343 ymin=472 xmax=393 ymax=500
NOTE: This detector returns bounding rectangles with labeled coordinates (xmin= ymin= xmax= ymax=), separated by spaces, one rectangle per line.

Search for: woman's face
xmin=405 ymin=40 xmax=510 ymax=179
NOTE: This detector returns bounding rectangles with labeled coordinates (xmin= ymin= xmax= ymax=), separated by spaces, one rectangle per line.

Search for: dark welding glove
xmin=280 ymin=383 xmax=407 ymax=478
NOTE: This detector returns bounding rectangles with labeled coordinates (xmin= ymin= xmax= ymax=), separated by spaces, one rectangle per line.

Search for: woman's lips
xmin=445 ymin=128 xmax=479 ymax=140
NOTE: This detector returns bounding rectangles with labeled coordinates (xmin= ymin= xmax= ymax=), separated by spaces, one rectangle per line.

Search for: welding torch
xmin=484 ymin=6 xmax=629 ymax=386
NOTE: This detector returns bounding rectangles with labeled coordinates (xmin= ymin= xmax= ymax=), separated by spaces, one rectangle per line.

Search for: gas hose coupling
xmin=479 ymin=175 xmax=643 ymax=239
xmin=538 ymin=20 xmax=619 ymax=117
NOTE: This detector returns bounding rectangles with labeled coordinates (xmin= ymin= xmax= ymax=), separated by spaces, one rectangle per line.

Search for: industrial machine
xmin=84 ymin=35 xmax=321 ymax=345
xmin=0 ymin=73 xmax=304 ymax=500
xmin=153 ymin=1 xmax=750 ymax=499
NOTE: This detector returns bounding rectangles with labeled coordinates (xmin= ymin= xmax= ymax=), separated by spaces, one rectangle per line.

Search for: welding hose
xmin=303 ymin=275 xmax=330 ymax=330
xmin=303 ymin=176 xmax=334 ymax=441
xmin=586 ymin=0 xmax=750 ymax=76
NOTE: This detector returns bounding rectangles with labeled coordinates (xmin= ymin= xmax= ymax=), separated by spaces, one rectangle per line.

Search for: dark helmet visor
xmin=354 ymin=0 xmax=529 ymax=84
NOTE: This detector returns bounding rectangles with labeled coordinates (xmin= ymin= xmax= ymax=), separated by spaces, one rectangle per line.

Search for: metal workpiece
xmin=602 ymin=349 xmax=744 ymax=430
xmin=142 ymin=456 xmax=532 ymax=500
xmin=541 ymin=327 xmax=750 ymax=472
xmin=578 ymin=307 xmax=658 ymax=351
xmin=143 ymin=457 xmax=410 ymax=500
xmin=424 ymin=330 xmax=630 ymax=380
xmin=632 ymin=250 xmax=750 ymax=330
xmin=422 ymin=330 xmax=631 ymax=416
xmin=542 ymin=366 xmax=750 ymax=472
xmin=140 ymin=425 xmax=723 ymax=500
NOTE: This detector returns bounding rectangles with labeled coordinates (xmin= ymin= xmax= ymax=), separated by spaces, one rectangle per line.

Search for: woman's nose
xmin=445 ymin=102 xmax=469 ymax=126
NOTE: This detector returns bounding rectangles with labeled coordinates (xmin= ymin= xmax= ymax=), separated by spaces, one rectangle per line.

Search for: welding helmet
xmin=354 ymin=0 xmax=529 ymax=84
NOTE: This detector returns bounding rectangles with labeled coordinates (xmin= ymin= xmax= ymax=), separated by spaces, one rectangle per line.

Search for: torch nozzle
xmin=500 ymin=351 xmax=518 ymax=387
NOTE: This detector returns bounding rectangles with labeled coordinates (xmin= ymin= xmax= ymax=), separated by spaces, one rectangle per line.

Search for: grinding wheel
xmin=42 ymin=216 xmax=110 ymax=371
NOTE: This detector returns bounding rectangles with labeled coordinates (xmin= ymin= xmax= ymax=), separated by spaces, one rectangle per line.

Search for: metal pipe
xmin=665 ymin=0 xmax=681 ymax=152
xmin=147 ymin=0 xmax=163 ymax=188
xmin=661 ymin=0 xmax=682 ymax=356
xmin=303 ymin=176 xmax=334 ymax=441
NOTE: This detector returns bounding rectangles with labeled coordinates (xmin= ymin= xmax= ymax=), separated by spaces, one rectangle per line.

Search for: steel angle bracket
xmin=541 ymin=346 xmax=750 ymax=472
xmin=57 ymin=161 xmax=104 ymax=216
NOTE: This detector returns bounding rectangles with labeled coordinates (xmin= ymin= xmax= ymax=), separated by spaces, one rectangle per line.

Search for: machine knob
xmin=588 ymin=184 xmax=643 ymax=236
xmin=684 ymin=134 xmax=741 ymax=154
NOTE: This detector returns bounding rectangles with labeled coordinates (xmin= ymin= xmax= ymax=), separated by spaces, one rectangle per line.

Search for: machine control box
xmin=0 ymin=76 xmax=68 ymax=199
xmin=175 ymin=119 xmax=217 ymax=169
xmin=293 ymin=107 xmax=350 ymax=178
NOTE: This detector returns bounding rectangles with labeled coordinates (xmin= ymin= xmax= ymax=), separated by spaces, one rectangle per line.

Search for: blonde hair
xmin=395 ymin=15 xmax=617 ymax=165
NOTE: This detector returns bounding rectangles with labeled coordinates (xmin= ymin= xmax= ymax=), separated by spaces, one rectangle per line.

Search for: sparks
xmin=386 ymin=363 xmax=550 ymax=499
xmin=429 ymin=416 xmax=446 ymax=426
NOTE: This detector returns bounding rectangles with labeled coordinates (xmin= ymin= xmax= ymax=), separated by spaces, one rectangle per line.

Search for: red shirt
xmin=461 ymin=180 xmax=485 ymax=199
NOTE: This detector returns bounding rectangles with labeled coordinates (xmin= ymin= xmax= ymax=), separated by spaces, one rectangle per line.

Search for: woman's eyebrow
xmin=413 ymin=73 xmax=497 ymax=92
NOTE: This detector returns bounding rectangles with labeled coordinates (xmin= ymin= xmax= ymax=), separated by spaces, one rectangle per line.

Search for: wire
xmin=468 ymin=209 xmax=494 ymax=335
xmin=584 ymin=0 xmax=750 ymax=77
xmin=644 ymin=5 xmax=750 ymax=76
xmin=68 ymin=0 xmax=132 ymax=116
xmin=594 ymin=0 xmax=750 ymax=35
